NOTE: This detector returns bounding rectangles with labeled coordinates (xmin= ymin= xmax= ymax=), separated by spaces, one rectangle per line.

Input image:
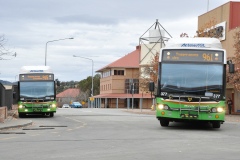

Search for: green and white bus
xmin=149 ymin=38 xmax=234 ymax=128
xmin=17 ymin=66 xmax=59 ymax=118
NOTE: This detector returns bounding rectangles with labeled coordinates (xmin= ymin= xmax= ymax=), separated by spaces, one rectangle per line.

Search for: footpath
xmin=0 ymin=109 xmax=33 ymax=130
xmin=0 ymin=109 xmax=240 ymax=130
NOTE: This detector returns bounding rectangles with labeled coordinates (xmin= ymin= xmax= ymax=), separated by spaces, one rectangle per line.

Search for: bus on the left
xmin=17 ymin=66 xmax=59 ymax=118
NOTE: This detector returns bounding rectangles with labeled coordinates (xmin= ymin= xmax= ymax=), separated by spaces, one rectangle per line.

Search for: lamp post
xmin=45 ymin=37 xmax=74 ymax=66
xmin=15 ymin=75 xmax=18 ymax=82
xmin=73 ymin=55 xmax=94 ymax=108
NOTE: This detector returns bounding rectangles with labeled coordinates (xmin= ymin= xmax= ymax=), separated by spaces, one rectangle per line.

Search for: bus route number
xmin=42 ymin=75 xmax=49 ymax=80
xmin=202 ymin=53 xmax=213 ymax=61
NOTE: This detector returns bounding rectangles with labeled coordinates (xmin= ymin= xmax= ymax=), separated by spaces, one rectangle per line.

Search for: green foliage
xmin=78 ymin=74 xmax=101 ymax=96
xmin=93 ymin=74 xmax=100 ymax=95
xmin=56 ymin=81 xmax=78 ymax=94
xmin=79 ymin=77 xmax=91 ymax=92
xmin=56 ymin=74 xmax=100 ymax=97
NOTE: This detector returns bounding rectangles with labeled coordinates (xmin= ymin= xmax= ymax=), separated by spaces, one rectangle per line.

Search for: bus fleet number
xmin=213 ymin=94 xmax=220 ymax=99
xmin=161 ymin=92 xmax=167 ymax=96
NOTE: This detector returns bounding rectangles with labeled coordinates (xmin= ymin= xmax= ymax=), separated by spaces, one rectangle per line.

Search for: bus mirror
xmin=229 ymin=63 xmax=235 ymax=73
xmin=149 ymin=81 xmax=155 ymax=92
xmin=56 ymin=81 xmax=60 ymax=86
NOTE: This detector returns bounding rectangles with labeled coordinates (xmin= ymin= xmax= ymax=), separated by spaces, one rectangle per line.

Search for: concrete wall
xmin=0 ymin=106 xmax=7 ymax=123
xmin=0 ymin=84 xmax=13 ymax=110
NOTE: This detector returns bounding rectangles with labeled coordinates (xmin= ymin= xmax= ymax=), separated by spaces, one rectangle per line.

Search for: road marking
xmin=30 ymin=134 xmax=40 ymax=136
xmin=0 ymin=137 xmax=17 ymax=141
xmin=64 ymin=116 xmax=87 ymax=131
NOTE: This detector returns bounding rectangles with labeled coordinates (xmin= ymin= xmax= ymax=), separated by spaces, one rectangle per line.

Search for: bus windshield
xmin=160 ymin=63 xmax=223 ymax=96
xmin=20 ymin=81 xmax=55 ymax=99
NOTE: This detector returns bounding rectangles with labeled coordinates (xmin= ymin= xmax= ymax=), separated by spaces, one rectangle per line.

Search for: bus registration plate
xmin=33 ymin=108 xmax=42 ymax=112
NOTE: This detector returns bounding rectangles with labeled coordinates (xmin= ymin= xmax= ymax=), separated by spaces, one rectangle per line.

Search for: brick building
xmin=94 ymin=46 xmax=153 ymax=109
xmin=198 ymin=1 xmax=240 ymax=113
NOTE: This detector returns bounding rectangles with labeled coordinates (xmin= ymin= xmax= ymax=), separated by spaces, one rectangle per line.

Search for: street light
xmin=45 ymin=37 xmax=74 ymax=66
xmin=73 ymin=55 xmax=94 ymax=108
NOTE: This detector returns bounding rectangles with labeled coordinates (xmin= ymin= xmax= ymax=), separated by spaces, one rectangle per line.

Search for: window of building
xmin=125 ymin=79 xmax=139 ymax=94
xmin=102 ymin=70 xmax=111 ymax=78
xmin=114 ymin=70 xmax=124 ymax=75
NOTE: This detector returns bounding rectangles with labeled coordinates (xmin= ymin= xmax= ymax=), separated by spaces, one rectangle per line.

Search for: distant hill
xmin=0 ymin=80 xmax=13 ymax=85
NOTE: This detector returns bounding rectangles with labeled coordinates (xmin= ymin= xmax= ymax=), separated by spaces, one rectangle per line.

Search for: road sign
xmin=89 ymin=97 xmax=94 ymax=101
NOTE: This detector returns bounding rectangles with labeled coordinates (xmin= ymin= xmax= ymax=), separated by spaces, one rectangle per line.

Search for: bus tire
xmin=19 ymin=113 xmax=25 ymax=118
xmin=160 ymin=119 xmax=169 ymax=127
xmin=212 ymin=121 xmax=221 ymax=128
xmin=49 ymin=113 xmax=54 ymax=117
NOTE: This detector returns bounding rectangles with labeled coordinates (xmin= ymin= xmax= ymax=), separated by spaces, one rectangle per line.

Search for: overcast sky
xmin=0 ymin=0 xmax=235 ymax=82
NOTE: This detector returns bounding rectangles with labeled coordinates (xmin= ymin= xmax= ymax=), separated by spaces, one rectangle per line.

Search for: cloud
xmin=55 ymin=14 xmax=119 ymax=25
xmin=0 ymin=0 xmax=233 ymax=82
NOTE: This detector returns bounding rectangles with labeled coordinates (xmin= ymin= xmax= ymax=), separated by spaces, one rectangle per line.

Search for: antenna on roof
xmin=139 ymin=19 xmax=172 ymax=63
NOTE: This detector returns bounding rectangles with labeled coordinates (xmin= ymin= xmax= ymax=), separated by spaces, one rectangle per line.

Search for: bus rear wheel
xmin=160 ymin=119 xmax=169 ymax=127
xmin=49 ymin=113 xmax=54 ymax=117
xmin=212 ymin=121 xmax=221 ymax=128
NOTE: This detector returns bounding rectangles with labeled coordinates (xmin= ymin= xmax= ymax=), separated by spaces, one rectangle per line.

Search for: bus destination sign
xmin=162 ymin=50 xmax=223 ymax=63
xmin=19 ymin=74 xmax=54 ymax=81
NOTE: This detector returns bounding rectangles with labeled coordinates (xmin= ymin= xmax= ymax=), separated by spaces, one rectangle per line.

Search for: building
xmin=94 ymin=46 xmax=153 ymax=109
xmin=56 ymin=88 xmax=80 ymax=107
xmin=93 ymin=20 xmax=171 ymax=109
xmin=198 ymin=1 xmax=240 ymax=113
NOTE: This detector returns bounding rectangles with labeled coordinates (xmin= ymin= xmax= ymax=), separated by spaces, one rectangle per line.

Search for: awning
xmin=93 ymin=93 xmax=152 ymax=99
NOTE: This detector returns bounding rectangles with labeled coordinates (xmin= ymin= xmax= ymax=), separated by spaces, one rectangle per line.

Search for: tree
xmin=139 ymin=53 xmax=159 ymax=93
xmin=0 ymin=35 xmax=16 ymax=60
xmin=196 ymin=17 xmax=217 ymax=38
xmin=227 ymin=27 xmax=240 ymax=91
xmin=180 ymin=33 xmax=189 ymax=37
xmin=78 ymin=74 xmax=101 ymax=97
xmin=93 ymin=74 xmax=100 ymax=95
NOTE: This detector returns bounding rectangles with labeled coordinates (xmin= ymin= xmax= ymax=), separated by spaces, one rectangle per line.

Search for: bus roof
xmin=165 ymin=38 xmax=222 ymax=49
xmin=20 ymin=66 xmax=53 ymax=74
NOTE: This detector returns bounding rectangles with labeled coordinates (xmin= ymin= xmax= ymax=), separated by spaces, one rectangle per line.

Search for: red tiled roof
xmin=96 ymin=46 xmax=140 ymax=72
xmin=93 ymin=93 xmax=152 ymax=99
xmin=56 ymin=88 xmax=80 ymax=98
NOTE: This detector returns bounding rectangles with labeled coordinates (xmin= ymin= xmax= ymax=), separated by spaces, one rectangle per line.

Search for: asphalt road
xmin=1 ymin=108 xmax=240 ymax=160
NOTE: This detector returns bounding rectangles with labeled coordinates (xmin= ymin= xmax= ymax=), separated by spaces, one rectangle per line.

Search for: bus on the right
xmin=150 ymin=37 xmax=235 ymax=128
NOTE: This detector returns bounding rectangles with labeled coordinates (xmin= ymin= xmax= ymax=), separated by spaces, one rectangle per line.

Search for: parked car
xmin=62 ymin=104 xmax=70 ymax=108
xmin=70 ymin=102 xmax=82 ymax=108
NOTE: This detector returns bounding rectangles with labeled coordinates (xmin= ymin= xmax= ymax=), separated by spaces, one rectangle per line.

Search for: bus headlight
xmin=211 ymin=107 xmax=224 ymax=113
xmin=217 ymin=107 xmax=224 ymax=113
xmin=157 ymin=104 xmax=169 ymax=110
xmin=157 ymin=104 xmax=164 ymax=110
xmin=19 ymin=105 xmax=25 ymax=109
xmin=211 ymin=107 xmax=217 ymax=113
xmin=50 ymin=104 xmax=56 ymax=108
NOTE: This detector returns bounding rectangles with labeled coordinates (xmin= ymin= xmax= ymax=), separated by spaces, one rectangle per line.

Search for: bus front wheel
xmin=19 ymin=113 xmax=25 ymax=118
xmin=160 ymin=119 xmax=169 ymax=127
xmin=212 ymin=121 xmax=221 ymax=128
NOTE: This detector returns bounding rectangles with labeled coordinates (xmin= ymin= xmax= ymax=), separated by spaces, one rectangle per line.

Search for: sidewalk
xmin=1 ymin=109 xmax=240 ymax=130
xmin=0 ymin=110 xmax=32 ymax=131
